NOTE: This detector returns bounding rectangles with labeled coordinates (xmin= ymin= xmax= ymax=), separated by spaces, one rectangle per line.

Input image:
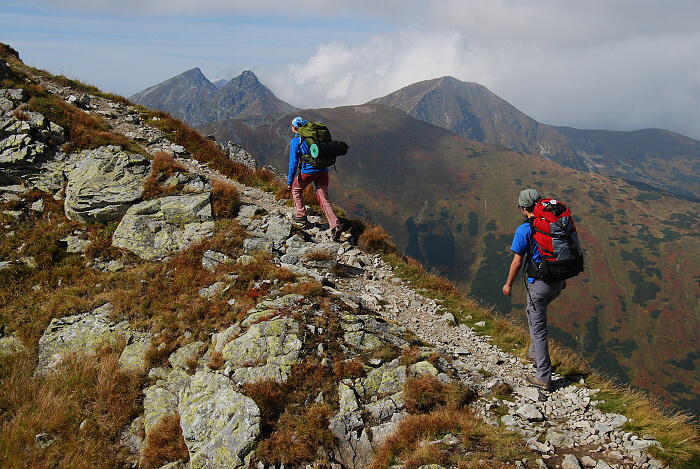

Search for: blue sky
xmin=2 ymin=0 xmax=700 ymax=140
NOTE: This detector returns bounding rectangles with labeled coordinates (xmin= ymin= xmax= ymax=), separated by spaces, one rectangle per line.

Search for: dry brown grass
xmin=243 ymin=357 xmax=341 ymax=465
xmin=104 ymin=235 xmax=290 ymax=346
xmin=587 ymin=373 xmax=700 ymax=468
xmin=205 ymin=218 xmax=248 ymax=256
xmin=358 ymin=225 xmax=399 ymax=255
xmin=206 ymin=350 xmax=224 ymax=370
xmin=386 ymin=253 xmax=460 ymax=297
xmin=242 ymin=379 xmax=288 ymax=437
xmin=333 ymin=358 xmax=366 ymax=380
xmin=369 ymin=408 xmax=531 ymax=469
xmin=84 ymin=223 xmax=142 ymax=262
xmin=0 ymin=193 xmax=76 ymax=269
xmin=303 ymin=248 xmax=334 ymax=262
xmin=145 ymin=111 xmax=285 ymax=194
xmin=236 ymin=251 xmax=296 ymax=286
xmin=0 ymin=348 xmax=143 ymax=469
xmin=254 ymin=403 xmax=334 ymax=466
xmin=404 ymin=373 xmax=476 ymax=414
xmin=27 ymin=92 xmax=143 ymax=153
xmin=0 ymin=195 xmax=115 ymax=344
xmin=399 ymin=346 xmax=422 ymax=366
xmin=142 ymin=151 xmax=189 ymax=199
xmin=12 ymin=108 xmax=29 ymax=120
xmin=138 ymin=414 xmax=189 ymax=469
xmin=211 ymin=179 xmax=240 ymax=219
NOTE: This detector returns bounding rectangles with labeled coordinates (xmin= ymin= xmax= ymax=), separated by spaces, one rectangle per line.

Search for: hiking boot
xmin=523 ymin=354 xmax=536 ymax=365
xmin=331 ymin=224 xmax=351 ymax=242
xmin=292 ymin=215 xmax=309 ymax=227
xmin=526 ymin=375 xmax=552 ymax=392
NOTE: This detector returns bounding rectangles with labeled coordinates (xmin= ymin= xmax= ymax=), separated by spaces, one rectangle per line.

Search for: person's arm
xmin=287 ymin=137 xmax=300 ymax=186
xmin=502 ymin=252 xmax=524 ymax=296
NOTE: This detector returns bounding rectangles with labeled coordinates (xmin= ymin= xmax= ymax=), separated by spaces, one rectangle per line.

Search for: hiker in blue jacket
xmin=287 ymin=116 xmax=342 ymax=240
xmin=502 ymin=189 xmax=565 ymax=392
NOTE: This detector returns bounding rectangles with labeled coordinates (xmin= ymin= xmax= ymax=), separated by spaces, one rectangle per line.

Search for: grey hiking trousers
xmin=526 ymin=279 xmax=564 ymax=383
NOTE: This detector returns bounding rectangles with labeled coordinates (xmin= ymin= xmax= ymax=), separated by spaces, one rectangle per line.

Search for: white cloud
xmin=268 ymin=1 xmax=700 ymax=139
xmin=272 ymin=32 xmax=492 ymax=108
xmin=428 ymin=0 xmax=700 ymax=46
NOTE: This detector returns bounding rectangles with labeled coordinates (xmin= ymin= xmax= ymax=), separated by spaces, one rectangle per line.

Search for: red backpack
xmin=526 ymin=198 xmax=585 ymax=281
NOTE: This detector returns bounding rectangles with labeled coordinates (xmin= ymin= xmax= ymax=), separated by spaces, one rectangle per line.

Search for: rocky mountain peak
xmin=178 ymin=67 xmax=217 ymax=89
xmin=130 ymin=68 xmax=297 ymax=126
xmin=220 ymin=70 xmax=282 ymax=103
xmin=373 ymin=76 xmax=700 ymax=199
xmin=237 ymin=69 xmax=258 ymax=81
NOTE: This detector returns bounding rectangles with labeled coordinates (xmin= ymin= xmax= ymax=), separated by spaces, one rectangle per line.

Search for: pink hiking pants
xmin=291 ymin=171 xmax=340 ymax=230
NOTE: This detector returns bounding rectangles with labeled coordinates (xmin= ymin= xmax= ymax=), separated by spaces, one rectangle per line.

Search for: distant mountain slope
xmin=372 ymin=76 xmax=700 ymax=200
xmin=199 ymin=106 xmax=700 ymax=413
xmin=370 ymin=76 xmax=548 ymax=151
xmin=130 ymin=68 xmax=298 ymax=126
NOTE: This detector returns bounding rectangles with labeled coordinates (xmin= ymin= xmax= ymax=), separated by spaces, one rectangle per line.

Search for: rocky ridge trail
xmin=2 ymin=74 xmax=669 ymax=469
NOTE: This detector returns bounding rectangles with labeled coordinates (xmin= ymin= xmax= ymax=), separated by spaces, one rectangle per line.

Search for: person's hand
xmin=503 ymin=283 xmax=512 ymax=296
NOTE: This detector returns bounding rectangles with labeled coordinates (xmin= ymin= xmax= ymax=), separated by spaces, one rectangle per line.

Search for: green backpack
xmin=296 ymin=122 xmax=349 ymax=169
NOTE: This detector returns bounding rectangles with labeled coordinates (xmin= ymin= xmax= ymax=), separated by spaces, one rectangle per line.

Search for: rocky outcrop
xmin=179 ymin=371 xmax=260 ymax=469
xmin=219 ymin=140 xmax=257 ymax=170
xmin=142 ymin=361 xmax=262 ymax=468
xmin=111 ymin=192 xmax=215 ymax=261
xmin=0 ymin=60 xmax=9 ymax=80
xmin=63 ymin=145 xmax=150 ymax=223
xmin=220 ymin=315 xmax=303 ymax=384
xmin=35 ymin=303 xmax=149 ymax=376
xmin=331 ymin=359 xmax=412 ymax=468
xmin=0 ymin=333 xmax=25 ymax=357
xmin=136 ymin=289 xmax=419 ymax=469
xmin=1 ymin=89 xmax=66 ymax=185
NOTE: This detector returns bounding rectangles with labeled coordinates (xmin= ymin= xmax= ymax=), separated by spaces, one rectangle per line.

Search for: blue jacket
xmin=287 ymin=135 xmax=328 ymax=186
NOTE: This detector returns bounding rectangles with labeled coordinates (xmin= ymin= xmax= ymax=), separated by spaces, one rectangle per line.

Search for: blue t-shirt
xmin=511 ymin=221 xmax=541 ymax=283
xmin=287 ymin=135 xmax=328 ymax=185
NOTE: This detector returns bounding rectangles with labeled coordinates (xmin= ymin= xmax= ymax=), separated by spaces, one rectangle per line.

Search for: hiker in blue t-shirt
xmin=502 ymin=189 xmax=565 ymax=392
xmin=286 ymin=116 xmax=343 ymax=241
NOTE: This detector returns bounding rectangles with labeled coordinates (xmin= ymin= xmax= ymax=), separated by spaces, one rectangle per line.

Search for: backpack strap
xmin=524 ymin=219 xmax=541 ymax=281
xmin=297 ymin=135 xmax=311 ymax=167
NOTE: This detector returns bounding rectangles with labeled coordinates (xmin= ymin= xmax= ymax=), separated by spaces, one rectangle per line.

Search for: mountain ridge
xmin=132 ymin=68 xmax=700 ymax=200
xmin=130 ymin=68 xmax=298 ymax=126
xmin=372 ymin=76 xmax=700 ymax=200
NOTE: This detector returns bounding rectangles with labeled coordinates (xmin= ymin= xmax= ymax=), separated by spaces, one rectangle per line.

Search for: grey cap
xmin=518 ymin=189 xmax=541 ymax=207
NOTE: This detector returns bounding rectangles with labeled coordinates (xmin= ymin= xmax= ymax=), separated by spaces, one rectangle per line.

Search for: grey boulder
xmin=112 ymin=192 xmax=214 ymax=261
xmin=64 ymin=145 xmax=150 ymax=223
